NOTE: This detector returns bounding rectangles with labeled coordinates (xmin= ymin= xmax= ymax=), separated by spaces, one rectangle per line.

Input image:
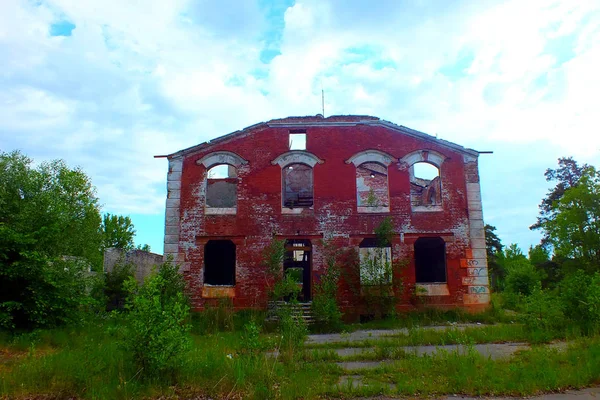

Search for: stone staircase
xmin=267 ymin=301 xmax=314 ymax=324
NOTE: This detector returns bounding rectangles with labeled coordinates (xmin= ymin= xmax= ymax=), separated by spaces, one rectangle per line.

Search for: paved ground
xmin=356 ymin=386 xmax=600 ymax=399
xmin=306 ymin=323 xmax=486 ymax=345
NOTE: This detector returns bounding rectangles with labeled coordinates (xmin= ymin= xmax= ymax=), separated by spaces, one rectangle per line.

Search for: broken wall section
xmin=103 ymin=248 xmax=164 ymax=284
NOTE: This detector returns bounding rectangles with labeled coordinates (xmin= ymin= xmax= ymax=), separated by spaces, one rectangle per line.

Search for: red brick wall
xmin=174 ymin=123 xmax=477 ymax=313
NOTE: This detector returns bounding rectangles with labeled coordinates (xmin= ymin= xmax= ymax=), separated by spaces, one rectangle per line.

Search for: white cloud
xmin=1 ymin=0 xmax=599 ymax=250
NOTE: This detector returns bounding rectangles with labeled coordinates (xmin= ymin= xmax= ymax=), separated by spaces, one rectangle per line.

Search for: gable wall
xmin=164 ymin=124 xmax=489 ymax=314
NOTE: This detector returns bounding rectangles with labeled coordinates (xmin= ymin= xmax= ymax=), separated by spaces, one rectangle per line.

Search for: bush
xmin=311 ymin=240 xmax=343 ymax=331
xmin=560 ymin=270 xmax=600 ymax=333
xmin=277 ymin=304 xmax=307 ymax=362
xmin=122 ymin=260 xmax=191 ymax=379
xmin=522 ymin=288 xmax=565 ymax=336
xmin=504 ymin=261 xmax=541 ymax=296
xmin=104 ymin=258 xmax=134 ymax=311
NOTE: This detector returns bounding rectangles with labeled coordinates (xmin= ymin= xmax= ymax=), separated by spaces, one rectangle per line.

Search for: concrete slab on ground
xmin=360 ymin=386 xmax=600 ymax=399
xmin=306 ymin=324 xmax=487 ymax=345
xmin=333 ymin=342 xmax=531 ymax=360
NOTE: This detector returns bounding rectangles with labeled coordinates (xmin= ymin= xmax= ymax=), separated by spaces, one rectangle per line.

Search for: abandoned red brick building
xmin=160 ymin=115 xmax=490 ymax=315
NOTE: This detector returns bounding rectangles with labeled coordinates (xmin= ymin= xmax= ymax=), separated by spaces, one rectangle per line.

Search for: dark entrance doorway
xmin=284 ymin=239 xmax=312 ymax=302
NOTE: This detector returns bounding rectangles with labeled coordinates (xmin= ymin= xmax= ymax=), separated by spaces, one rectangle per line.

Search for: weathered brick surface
xmin=162 ymin=116 xmax=490 ymax=313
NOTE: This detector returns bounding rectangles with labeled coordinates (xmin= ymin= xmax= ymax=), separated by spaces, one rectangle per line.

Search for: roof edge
xmin=159 ymin=116 xmax=482 ymax=159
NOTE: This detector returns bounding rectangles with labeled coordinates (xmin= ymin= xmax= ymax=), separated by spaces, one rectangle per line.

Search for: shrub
xmin=311 ymin=240 xmax=343 ymax=331
xmin=277 ymin=304 xmax=308 ymax=362
xmin=522 ymin=288 xmax=565 ymax=336
xmin=504 ymin=261 xmax=541 ymax=296
xmin=560 ymin=270 xmax=600 ymax=333
xmin=122 ymin=260 xmax=191 ymax=379
xmin=104 ymin=258 xmax=134 ymax=311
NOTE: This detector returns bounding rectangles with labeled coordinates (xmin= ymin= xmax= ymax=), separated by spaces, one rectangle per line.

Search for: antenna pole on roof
xmin=321 ymin=81 xmax=325 ymax=117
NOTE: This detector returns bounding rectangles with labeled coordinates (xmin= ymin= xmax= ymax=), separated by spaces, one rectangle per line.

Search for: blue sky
xmin=1 ymin=0 xmax=599 ymax=254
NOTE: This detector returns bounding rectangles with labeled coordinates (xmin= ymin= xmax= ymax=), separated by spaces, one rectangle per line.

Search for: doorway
xmin=284 ymin=239 xmax=312 ymax=302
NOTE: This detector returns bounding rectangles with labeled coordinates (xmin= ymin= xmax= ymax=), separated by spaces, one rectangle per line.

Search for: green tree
xmin=485 ymin=224 xmax=504 ymax=290
xmin=100 ymin=213 xmax=136 ymax=250
xmin=528 ymin=244 xmax=561 ymax=288
xmin=531 ymin=157 xmax=588 ymax=246
xmin=542 ymin=167 xmax=600 ymax=273
xmin=498 ymin=244 xmax=541 ymax=296
xmin=0 ymin=151 xmax=102 ymax=329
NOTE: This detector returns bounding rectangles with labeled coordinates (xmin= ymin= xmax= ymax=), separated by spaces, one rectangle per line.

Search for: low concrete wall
xmin=103 ymin=248 xmax=163 ymax=283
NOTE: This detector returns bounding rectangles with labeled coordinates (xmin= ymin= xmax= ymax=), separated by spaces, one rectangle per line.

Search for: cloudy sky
xmin=1 ymin=0 xmax=599 ymax=253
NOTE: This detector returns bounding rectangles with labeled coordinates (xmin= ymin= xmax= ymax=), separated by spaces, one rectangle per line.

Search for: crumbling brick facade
xmin=160 ymin=115 xmax=490 ymax=316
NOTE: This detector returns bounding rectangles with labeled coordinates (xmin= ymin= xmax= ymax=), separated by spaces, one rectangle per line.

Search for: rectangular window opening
xmin=359 ymin=239 xmax=392 ymax=286
xmin=204 ymin=240 xmax=236 ymax=286
xmin=289 ymin=133 xmax=306 ymax=150
xmin=415 ymin=237 xmax=447 ymax=283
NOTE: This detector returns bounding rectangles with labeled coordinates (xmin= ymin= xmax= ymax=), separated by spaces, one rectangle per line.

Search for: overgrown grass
xmin=306 ymin=323 xmax=572 ymax=351
xmin=1 ymin=308 xmax=599 ymax=399
xmin=328 ymin=337 xmax=600 ymax=397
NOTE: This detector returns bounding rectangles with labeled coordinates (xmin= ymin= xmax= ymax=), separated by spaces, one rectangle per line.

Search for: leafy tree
xmin=485 ymin=224 xmax=504 ymax=290
xmin=100 ymin=213 xmax=136 ymax=250
xmin=531 ymin=157 xmax=588 ymax=246
xmin=528 ymin=244 xmax=561 ymax=288
xmin=0 ymin=151 xmax=102 ymax=329
xmin=542 ymin=167 xmax=600 ymax=273
xmin=498 ymin=244 xmax=541 ymax=296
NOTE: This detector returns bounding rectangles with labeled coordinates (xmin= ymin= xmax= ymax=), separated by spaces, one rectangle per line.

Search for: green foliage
xmin=531 ymin=157 xmax=588 ymax=245
xmin=521 ymin=288 xmax=566 ymax=338
xmin=122 ymin=260 xmax=191 ymax=378
xmin=263 ymin=237 xmax=286 ymax=279
xmin=312 ymin=239 xmax=343 ymax=331
xmin=374 ymin=216 xmax=393 ymax=247
xmin=0 ymin=151 xmax=102 ymax=330
xmin=542 ymin=167 xmax=600 ymax=273
xmin=559 ymin=270 xmax=600 ymax=334
xmin=136 ymin=243 xmax=151 ymax=252
xmin=100 ymin=213 xmax=136 ymax=250
xmin=499 ymin=244 xmax=541 ymax=296
xmin=277 ymin=304 xmax=308 ymax=362
xmin=240 ymin=321 xmax=263 ymax=356
xmin=104 ymin=258 xmax=134 ymax=311
xmin=485 ymin=224 xmax=504 ymax=291
xmin=359 ymin=218 xmax=403 ymax=319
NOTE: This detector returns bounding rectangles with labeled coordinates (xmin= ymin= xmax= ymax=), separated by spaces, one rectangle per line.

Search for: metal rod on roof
xmin=321 ymin=81 xmax=325 ymax=117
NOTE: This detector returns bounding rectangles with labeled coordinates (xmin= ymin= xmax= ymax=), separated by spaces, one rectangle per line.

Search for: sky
xmin=1 ymin=0 xmax=599 ymax=254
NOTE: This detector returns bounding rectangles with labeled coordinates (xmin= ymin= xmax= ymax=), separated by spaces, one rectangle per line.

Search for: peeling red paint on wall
xmin=162 ymin=116 xmax=490 ymax=316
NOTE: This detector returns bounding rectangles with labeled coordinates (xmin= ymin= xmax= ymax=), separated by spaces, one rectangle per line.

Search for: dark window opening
xmin=204 ymin=240 xmax=236 ymax=285
xmin=283 ymin=239 xmax=311 ymax=301
xmin=206 ymin=164 xmax=237 ymax=208
xmin=414 ymin=237 xmax=446 ymax=283
xmin=283 ymin=163 xmax=313 ymax=207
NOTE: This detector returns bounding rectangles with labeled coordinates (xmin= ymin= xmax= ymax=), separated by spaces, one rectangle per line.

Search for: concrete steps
xmin=267 ymin=301 xmax=314 ymax=324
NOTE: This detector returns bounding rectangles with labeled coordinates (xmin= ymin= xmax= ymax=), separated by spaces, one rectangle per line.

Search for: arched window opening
xmin=204 ymin=240 xmax=236 ymax=286
xmin=414 ymin=237 xmax=446 ymax=283
xmin=206 ymin=164 xmax=237 ymax=209
xmin=283 ymin=163 xmax=313 ymax=208
xmin=358 ymin=238 xmax=392 ymax=286
xmin=411 ymin=162 xmax=441 ymax=207
xmin=356 ymin=162 xmax=389 ymax=208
